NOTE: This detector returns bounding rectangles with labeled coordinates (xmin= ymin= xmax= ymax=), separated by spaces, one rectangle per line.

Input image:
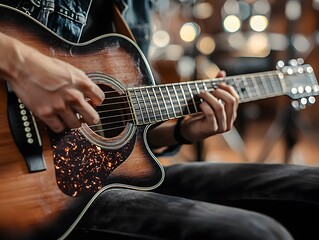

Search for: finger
xmin=84 ymin=81 xmax=105 ymax=106
xmin=42 ymin=115 xmax=66 ymax=133
xmin=73 ymin=100 xmax=100 ymax=126
xmin=211 ymin=88 xmax=237 ymax=129
xmin=63 ymin=88 xmax=100 ymax=125
xmin=218 ymin=83 xmax=240 ymax=102
xmin=76 ymin=73 xmax=105 ymax=106
xmin=33 ymin=102 xmax=67 ymax=132
xmin=199 ymin=92 xmax=227 ymax=131
xmin=58 ymin=107 xmax=82 ymax=129
xmin=199 ymin=101 xmax=218 ymax=132
xmin=215 ymin=70 xmax=226 ymax=78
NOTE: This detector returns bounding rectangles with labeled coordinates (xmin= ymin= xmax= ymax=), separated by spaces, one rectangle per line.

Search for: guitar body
xmin=0 ymin=5 xmax=164 ymax=240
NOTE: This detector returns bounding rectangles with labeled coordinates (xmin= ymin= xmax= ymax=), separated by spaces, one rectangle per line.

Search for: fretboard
xmin=127 ymin=70 xmax=283 ymax=125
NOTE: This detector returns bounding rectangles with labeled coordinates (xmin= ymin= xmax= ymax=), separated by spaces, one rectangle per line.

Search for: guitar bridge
xmin=6 ymin=83 xmax=46 ymax=172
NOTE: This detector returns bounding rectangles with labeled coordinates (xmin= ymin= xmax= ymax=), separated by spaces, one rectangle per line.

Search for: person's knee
xmin=182 ymin=209 xmax=294 ymax=240
xmin=216 ymin=211 xmax=293 ymax=240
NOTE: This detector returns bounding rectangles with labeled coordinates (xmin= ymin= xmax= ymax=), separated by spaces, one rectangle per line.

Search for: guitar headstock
xmin=278 ymin=58 xmax=319 ymax=110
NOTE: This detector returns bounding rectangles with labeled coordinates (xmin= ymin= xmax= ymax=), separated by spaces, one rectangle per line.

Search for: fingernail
xmin=94 ymin=116 xmax=100 ymax=124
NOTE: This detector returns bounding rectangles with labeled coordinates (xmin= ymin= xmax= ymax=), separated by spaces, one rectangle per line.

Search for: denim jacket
xmin=3 ymin=0 xmax=153 ymax=54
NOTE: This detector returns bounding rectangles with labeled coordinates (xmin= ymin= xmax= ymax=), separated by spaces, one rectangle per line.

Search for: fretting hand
xmin=178 ymin=71 xmax=239 ymax=143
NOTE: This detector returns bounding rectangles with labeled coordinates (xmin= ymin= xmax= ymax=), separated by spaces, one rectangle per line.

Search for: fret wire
xmin=139 ymin=88 xmax=151 ymax=123
xmin=244 ymin=76 xmax=253 ymax=100
xmin=165 ymin=85 xmax=177 ymax=118
xmin=145 ymin=87 xmax=158 ymax=123
xmin=273 ymin=72 xmax=283 ymax=93
xmin=243 ymin=76 xmax=255 ymax=100
xmin=161 ymin=86 xmax=173 ymax=119
xmin=254 ymin=75 xmax=267 ymax=97
xmin=255 ymin=76 xmax=263 ymax=97
xmin=225 ymin=78 xmax=236 ymax=95
xmin=236 ymin=77 xmax=249 ymax=102
xmin=147 ymin=88 xmax=158 ymax=123
xmin=127 ymin=90 xmax=138 ymax=124
xmin=272 ymin=72 xmax=282 ymax=93
xmin=172 ymin=85 xmax=184 ymax=117
xmin=195 ymin=82 xmax=204 ymax=103
xmin=131 ymin=90 xmax=139 ymax=123
xmin=277 ymin=72 xmax=286 ymax=93
xmin=145 ymin=87 xmax=157 ymax=122
xmin=166 ymin=85 xmax=181 ymax=117
xmin=260 ymin=74 xmax=271 ymax=95
xmin=242 ymin=76 xmax=250 ymax=99
xmin=270 ymin=73 xmax=280 ymax=92
xmin=249 ymin=75 xmax=260 ymax=98
xmin=138 ymin=89 xmax=148 ymax=124
xmin=202 ymin=81 xmax=208 ymax=92
xmin=247 ymin=75 xmax=260 ymax=100
xmin=190 ymin=82 xmax=201 ymax=110
xmin=162 ymin=84 xmax=175 ymax=119
xmin=262 ymin=74 xmax=274 ymax=94
xmin=234 ymin=79 xmax=244 ymax=100
xmin=126 ymin=90 xmax=138 ymax=125
xmin=134 ymin=89 xmax=145 ymax=124
xmin=267 ymin=72 xmax=278 ymax=93
xmin=150 ymin=84 xmax=192 ymax=119
xmin=187 ymin=83 xmax=199 ymax=113
xmin=179 ymin=84 xmax=191 ymax=115
xmin=152 ymin=87 xmax=164 ymax=121
xmin=158 ymin=86 xmax=170 ymax=120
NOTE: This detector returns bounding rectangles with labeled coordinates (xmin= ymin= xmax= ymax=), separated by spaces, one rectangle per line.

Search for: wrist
xmin=0 ymin=33 xmax=25 ymax=83
xmin=174 ymin=117 xmax=192 ymax=145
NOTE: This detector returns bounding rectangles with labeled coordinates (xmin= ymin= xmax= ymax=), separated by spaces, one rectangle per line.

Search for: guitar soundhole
xmin=90 ymin=84 xmax=131 ymax=138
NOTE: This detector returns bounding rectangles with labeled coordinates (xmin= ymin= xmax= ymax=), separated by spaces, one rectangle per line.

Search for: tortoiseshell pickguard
xmin=51 ymin=129 xmax=135 ymax=197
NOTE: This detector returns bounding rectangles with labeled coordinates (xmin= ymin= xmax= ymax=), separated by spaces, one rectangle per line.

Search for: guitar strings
xmin=97 ymin=71 xmax=282 ymax=107
xmin=24 ymin=71 xmax=284 ymax=134
xmin=100 ymin=71 xmax=281 ymax=106
xmin=86 ymin=71 xmax=284 ymax=131
xmin=97 ymin=71 xmax=282 ymax=113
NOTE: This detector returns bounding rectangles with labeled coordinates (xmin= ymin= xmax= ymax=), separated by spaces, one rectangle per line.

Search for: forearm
xmin=0 ymin=32 xmax=27 ymax=83
xmin=147 ymin=120 xmax=179 ymax=149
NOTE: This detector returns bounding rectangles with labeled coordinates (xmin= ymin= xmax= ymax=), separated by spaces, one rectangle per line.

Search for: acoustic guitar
xmin=0 ymin=4 xmax=318 ymax=240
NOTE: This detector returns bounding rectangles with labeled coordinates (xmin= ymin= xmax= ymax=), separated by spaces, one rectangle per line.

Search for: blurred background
xmin=146 ymin=0 xmax=319 ymax=166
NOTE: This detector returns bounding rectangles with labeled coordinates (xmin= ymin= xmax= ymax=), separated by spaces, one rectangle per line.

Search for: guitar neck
xmin=128 ymin=70 xmax=284 ymax=125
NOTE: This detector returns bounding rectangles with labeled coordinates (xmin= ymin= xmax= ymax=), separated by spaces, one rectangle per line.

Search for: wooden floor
xmin=159 ymin=110 xmax=319 ymax=167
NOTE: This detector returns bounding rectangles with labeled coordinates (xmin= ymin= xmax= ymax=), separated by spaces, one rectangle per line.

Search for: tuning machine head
xmin=276 ymin=58 xmax=305 ymax=70
xmin=291 ymin=96 xmax=316 ymax=110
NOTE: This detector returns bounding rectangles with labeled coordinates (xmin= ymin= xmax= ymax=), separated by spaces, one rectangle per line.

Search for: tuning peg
xmin=291 ymin=99 xmax=307 ymax=110
xmin=288 ymin=58 xmax=304 ymax=66
xmin=300 ymin=97 xmax=308 ymax=105
xmin=291 ymin=100 xmax=301 ymax=110
xmin=308 ymin=96 xmax=316 ymax=104
xmin=288 ymin=59 xmax=298 ymax=66
xmin=291 ymin=96 xmax=316 ymax=110
xmin=297 ymin=58 xmax=304 ymax=65
xmin=276 ymin=60 xmax=285 ymax=69
xmin=276 ymin=58 xmax=305 ymax=70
